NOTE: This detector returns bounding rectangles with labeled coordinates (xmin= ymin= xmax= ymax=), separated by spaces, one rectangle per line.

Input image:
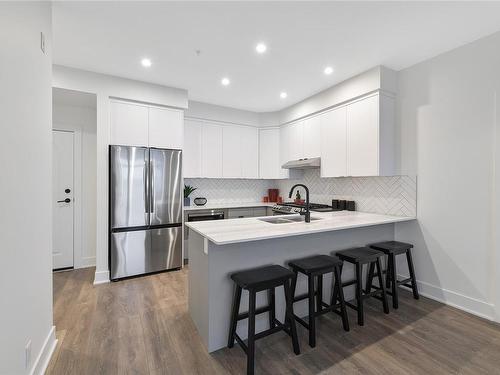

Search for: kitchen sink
xmin=258 ymin=216 xmax=323 ymax=224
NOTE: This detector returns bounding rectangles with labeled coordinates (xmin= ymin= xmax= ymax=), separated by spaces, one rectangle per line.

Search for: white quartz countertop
xmin=183 ymin=202 xmax=274 ymax=211
xmin=185 ymin=211 xmax=415 ymax=245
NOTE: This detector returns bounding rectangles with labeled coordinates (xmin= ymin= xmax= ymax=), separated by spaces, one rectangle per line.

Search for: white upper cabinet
xmin=321 ymin=107 xmax=347 ymax=177
xmin=183 ymin=119 xmax=202 ymax=178
xmin=110 ymin=101 xmax=149 ymax=147
xmin=110 ymin=100 xmax=184 ymax=149
xmin=240 ymin=126 xmax=259 ymax=179
xmin=148 ymin=106 xmax=184 ymax=149
xmin=259 ymin=128 xmax=282 ymax=179
xmin=288 ymin=121 xmax=304 ymax=161
xmin=223 ymin=125 xmax=259 ymax=179
xmin=347 ymin=95 xmax=379 ymax=176
xmin=222 ymin=126 xmax=242 ymax=178
xmin=303 ymin=116 xmax=322 ymax=159
xmin=201 ymin=123 xmax=223 ymax=178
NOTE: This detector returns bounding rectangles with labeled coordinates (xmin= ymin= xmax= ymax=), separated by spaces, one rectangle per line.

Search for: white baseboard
xmin=30 ymin=326 xmax=57 ymax=375
xmin=75 ymin=256 xmax=96 ymax=269
xmin=93 ymin=270 xmax=110 ymax=285
xmin=398 ymin=274 xmax=495 ymax=321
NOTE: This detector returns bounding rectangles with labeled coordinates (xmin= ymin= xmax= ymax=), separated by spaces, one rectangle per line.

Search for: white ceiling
xmin=52 ymin=1 xmax=500 ymax=112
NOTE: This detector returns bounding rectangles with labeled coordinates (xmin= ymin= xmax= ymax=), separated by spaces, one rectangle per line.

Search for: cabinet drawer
xmin=227 ymin=208 xmax=254 ymax=218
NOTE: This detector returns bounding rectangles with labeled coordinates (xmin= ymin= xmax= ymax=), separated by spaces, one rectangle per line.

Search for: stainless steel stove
xmin=271 ymin=202 xmax=340 ymax=215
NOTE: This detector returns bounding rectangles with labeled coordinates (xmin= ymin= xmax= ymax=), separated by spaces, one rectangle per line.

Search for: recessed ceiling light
xmin=324 ymin=66 xmax=334 ymax=75
xmin=141 ymin=58 xmax=152 ymax=68
xmin=280 ymin=92 xmax=287 ymax=99
xmin=221 ymin=77 xmax=230 ymax=86
xmin=256 ymin=43 xmax=267 ymax=54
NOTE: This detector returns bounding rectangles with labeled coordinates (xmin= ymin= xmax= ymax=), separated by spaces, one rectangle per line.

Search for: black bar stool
xmin=228 ymin=265 xmax=300 ymax=375
xmin=336 ymin=247 xmax=389 ymax=326
xmin=368 ymin=241 xmax=419 ymax=309
xmin=288 ymin=255 xmax=349 ymax=348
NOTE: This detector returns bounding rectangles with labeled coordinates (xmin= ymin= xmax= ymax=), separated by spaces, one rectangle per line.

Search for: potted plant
xmin=184 ymin=184 xmax=197 ymax=206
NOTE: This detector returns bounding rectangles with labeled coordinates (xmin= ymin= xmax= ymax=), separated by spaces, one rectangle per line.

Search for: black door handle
xmin=57 ymin=198 xmax=71 ymax=203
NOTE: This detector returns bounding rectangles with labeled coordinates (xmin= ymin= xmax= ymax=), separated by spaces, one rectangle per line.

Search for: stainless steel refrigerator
xmin=109 ymin=145 xmax=183 ymax=280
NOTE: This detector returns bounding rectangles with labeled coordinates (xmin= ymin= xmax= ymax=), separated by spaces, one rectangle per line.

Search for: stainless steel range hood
xmin=282 ymin=157 xmax=321 ymax=169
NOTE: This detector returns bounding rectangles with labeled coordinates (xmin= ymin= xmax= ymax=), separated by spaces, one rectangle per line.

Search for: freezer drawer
xmin=110 ymin=230 xmax=151 ymax=279
xmin=151 ymin=226 xmax=182 ymax=270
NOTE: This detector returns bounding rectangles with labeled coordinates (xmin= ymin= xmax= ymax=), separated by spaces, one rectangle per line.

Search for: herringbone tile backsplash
xmin=185 ymin=170 xmax=417 ymax=217
xmin=277 ymin=170 xmax=417 ymax=217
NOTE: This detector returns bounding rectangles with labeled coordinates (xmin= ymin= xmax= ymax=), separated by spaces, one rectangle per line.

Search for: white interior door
xmin=52 ymin=130 xmax=74 ymax=269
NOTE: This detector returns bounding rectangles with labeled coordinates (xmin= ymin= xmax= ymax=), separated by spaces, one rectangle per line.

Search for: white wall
xmin=53 ymin=89 xmax=97 ymax=268
xmin=395 ymin=31 xmax=500 ymax=320
xmin=186 ymin=100 xmax=262 ymax=127
xmin=52 ymin=65 xmax=188 ymax=284
xmin=0 ymin=3 xmax=56 ymax=374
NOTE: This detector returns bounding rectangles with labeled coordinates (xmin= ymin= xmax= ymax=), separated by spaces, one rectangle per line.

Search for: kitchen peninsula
xmin=186 ymin=210 xmax=415 ymax=352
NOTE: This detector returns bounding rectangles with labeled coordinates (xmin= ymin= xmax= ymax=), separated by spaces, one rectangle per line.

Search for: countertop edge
xmin=186 ymin=215 xmax=416 ymax=246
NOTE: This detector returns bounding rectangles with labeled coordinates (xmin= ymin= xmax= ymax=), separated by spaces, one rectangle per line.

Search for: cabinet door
xmin=110 ymin=101 xmax=148 ymax=146
xmin=320 ymin=107 xmax=347 ymax=177
xmin=279 ymin=125 xmax=291 ymax=178
xmin=201 ymin=124 xmax=223 ymax=178
xmin=240 ymin=126 xmax=259 ymax=178
xmin=183 ymin=120 xmax=202 ymax=177
xmin=259 ymin=128 xmax=280 ymax=179
xmin=148 ymin=107 xmax=183 ymax=149
xmin=303 ymin=116 xmax=321 ymax=158
xmin=222 ymin=126 xmax=241 ymax=178
xmin=288 ymin=121 xmax=304 ymax=161
xmin=347 ymin=95 xmax=379 ymax=176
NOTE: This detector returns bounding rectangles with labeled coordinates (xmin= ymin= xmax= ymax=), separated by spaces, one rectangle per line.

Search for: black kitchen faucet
xmin=288 ymin=184 xmax=311 ymax=223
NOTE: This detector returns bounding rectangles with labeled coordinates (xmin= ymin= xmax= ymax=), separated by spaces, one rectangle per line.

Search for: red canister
xmin=268 ymin=189 xmax=279 ymax=202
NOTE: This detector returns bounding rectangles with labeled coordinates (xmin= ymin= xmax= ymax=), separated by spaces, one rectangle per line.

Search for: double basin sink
xmin=258 ymin=216 xmax=323 ymax=224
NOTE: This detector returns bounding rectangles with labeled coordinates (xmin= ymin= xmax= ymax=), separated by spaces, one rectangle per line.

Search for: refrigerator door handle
xmin=150 ymin=158 xmax=155 ymax=213
xmin=144 ymin=157 xmax=150 ymax=219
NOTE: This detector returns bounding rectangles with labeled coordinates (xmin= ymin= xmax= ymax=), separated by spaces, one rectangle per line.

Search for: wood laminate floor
xmin=47 ymin=267 xmax=500 ymax=374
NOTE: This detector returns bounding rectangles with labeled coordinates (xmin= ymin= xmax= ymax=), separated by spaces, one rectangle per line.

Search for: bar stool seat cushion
xmin=336 ymin=247 xmax=382 ymax=263
xmin=369 ymin=241 xmax=413 ymax=255
xmin=231 ymin=265 xmax=294 ymax=290
xmin=288 ymin=255 xmax=342 ymax=274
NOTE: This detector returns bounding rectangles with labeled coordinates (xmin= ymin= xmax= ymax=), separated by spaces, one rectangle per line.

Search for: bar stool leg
xmin=330 ymin=264 xmax=341 ymax=307
xmin=365 ymin=262 xmax=375 ymax=294
xmin=333 ymin=265 xmax=349 ymax=332
xmin=376 ymin=258 xmax=390 ymax=314
xmin=385 ymin=256 xmax=392 ymax=290
xmin=268 ymin=288 xmax=276 ymax=329
xmin=355 ymin=263 xmax=364 ymax=326
xmin=316 ymin=274 xmax=323 ymax=313
xmin=307 ymin=273 xmax=316 ymax=347
xmin=227 ymin=285 xmax=242 ymax=348
xmin=406 ymin=249 xmax=420 ymax=300
xmin=284 ymin=280 xmax=300 ymax=355
xmin=247 ymin=290 xmax=256 ymax=375
xmin=390 ymin=254 xmax=399 ymax=309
